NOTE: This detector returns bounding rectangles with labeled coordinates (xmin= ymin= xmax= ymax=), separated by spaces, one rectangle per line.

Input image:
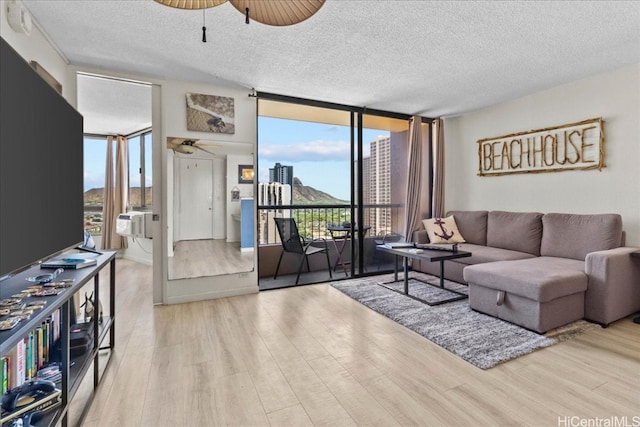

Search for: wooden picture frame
xmin=238 ymin=165 xmax=254 ymax=183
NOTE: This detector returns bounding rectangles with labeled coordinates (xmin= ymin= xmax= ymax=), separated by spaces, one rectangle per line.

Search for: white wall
xmin=444 ymin=64 xmax=640 ymax=246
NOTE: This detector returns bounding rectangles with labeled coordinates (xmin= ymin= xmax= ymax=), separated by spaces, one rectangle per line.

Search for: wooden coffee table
xmin=375 ymin=245 xmax=471 ymax=306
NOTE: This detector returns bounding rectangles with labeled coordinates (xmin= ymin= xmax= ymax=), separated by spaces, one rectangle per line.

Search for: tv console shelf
xmin=0 ymin=250 xmax=116 ymax=427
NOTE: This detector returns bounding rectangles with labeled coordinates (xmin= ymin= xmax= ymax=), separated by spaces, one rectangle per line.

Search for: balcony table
xmin=327 ymin=225 xmax=370 ymax=276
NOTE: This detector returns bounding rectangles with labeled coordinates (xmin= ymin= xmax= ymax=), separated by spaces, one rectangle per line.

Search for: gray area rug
xmin=331 ymin=272 xmax=600 ymax=369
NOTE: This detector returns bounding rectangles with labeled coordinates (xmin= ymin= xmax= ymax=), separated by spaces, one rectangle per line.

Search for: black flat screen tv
xmin=0 ymin=37 xmax=84 ymax=278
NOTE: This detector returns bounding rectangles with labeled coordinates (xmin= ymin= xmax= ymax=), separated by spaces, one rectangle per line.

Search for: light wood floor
xmin=81 ymin=259 xmax=639 ymax=427
xmin=168 ymin=239 xmax=254 ymax=280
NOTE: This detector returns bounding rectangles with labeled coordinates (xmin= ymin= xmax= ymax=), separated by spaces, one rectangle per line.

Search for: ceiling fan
xmin=167 ymin=137 xmax=220 ymax=155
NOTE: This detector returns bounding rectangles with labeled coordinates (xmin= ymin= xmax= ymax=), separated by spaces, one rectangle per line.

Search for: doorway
xmin=76 ymin=72 xmax=153 ymax=261
xmin=177 ymin=157 xmax=214 ymax=240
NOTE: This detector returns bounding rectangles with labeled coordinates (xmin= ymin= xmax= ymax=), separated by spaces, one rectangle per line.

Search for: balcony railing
xmin=257 ymin=203 xmax=404 ymax=245
xmin=257 ymin=203 xmax=405 ymax=279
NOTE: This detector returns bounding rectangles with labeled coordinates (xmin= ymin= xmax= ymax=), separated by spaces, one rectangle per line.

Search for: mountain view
xmin=84 ymin=187 xmax=152 ymax=207
xmin=292 ymin=177 xmax=348 ymax=205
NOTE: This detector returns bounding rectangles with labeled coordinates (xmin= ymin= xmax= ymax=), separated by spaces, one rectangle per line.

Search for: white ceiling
xmin=77 ymin=73 xmax=152 ymax=135
xmin=20 ymin=0 xmax=640 ymax=130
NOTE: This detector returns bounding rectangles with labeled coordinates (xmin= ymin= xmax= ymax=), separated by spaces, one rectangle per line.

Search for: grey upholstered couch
xmin=413 ymin=210 xmax=640 ymax=333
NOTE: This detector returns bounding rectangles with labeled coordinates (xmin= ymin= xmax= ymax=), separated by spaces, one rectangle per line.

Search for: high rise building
xmin=269 ymin=162 xmax=294 ymax=206
xmin=269 ymin=162 xmax=294 ymax=187
xmin=257 ymin=182 xmax=292 ymax=244
xmin=365 ymin=136 xmax=392 ymax=236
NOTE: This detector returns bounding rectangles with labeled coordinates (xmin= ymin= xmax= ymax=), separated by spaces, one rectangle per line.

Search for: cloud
xmin=259 ymin=140 xmax=350 ymax=162
xmin=84 ymin=171 xmax=104 ymax=190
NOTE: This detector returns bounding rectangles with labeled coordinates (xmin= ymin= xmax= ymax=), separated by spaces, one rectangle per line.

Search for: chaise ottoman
xmin=463 ymin=257 xmax=588 ymax=333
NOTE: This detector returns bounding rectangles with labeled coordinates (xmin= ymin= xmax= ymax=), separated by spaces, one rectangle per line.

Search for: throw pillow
xmin=422 ymin=216 xmax=466 ymax=244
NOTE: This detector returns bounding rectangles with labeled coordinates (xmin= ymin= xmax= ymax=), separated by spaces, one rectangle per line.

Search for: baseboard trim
xmin=165 ymin=285 xmax=258 ymax=305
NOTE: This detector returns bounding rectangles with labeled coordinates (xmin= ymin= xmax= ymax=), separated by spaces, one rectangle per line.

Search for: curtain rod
xmin=84 ymin=127 xmax=152 ymax=139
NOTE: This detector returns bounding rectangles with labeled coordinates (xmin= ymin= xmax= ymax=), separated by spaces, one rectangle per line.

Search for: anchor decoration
xmin=433 ymin=218 xmax=455 ymax=241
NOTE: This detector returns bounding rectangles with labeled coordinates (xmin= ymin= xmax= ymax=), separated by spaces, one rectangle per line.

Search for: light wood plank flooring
xmin=168 ymin=239 xmax=254 ymax=280
xmin=82 ymin=259 xmax=639 ymax=426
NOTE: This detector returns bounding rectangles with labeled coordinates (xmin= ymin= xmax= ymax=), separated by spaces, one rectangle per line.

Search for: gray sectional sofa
xmin=413 ymin=210 xmax=640 ymax=333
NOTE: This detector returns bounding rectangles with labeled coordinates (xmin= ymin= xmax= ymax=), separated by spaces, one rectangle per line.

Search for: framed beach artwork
xmin=186 ymin=92 xmax=235 ymax=134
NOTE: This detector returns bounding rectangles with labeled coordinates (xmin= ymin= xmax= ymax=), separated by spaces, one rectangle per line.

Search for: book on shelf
xmin=2 ymin=310 xmax=59 ymax=394
xmin=0 ymin=357 xmax=8 ymax=394
xmin=6 ymin=341 xmax=26 ymax=391
xmin=40 ymin=257 xmax=97 ymax=269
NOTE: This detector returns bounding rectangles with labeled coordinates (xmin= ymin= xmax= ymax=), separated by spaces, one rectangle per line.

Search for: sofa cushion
xmin=486 ymin=211 xmax=543 ymax=256
xmin=463 ymin=257 xmax=587 ymax=302
xmin=422 ymin=216 xmax=466 ymax=244
xmin=453 ymin=243 xmax=536 ymax=266
xmin=541 ymin=213 xmax=623 ymax=261
xmin=446 ymin=210 xmax=488 ymax=245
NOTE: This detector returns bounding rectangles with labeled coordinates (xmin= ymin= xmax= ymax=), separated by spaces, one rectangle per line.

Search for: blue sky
xmin=258 ymin=117 xmax=386 ymax=201
xmin=84 ymin=137 xmax=106 ymax=191
xmin=84 ymin=135 xmax=152 ymax=191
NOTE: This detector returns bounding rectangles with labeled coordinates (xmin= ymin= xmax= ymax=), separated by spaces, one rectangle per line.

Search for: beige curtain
xmin=432 ymin=118 xmax=445 ymax=218
xmin=403 ymin=116 xmax=423 ymax=242
xmin=101 ymin=135 xmax=129 ymax=250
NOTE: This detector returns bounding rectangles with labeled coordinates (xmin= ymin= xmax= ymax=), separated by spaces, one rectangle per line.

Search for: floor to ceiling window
xmin=83 ymin=136 xmax=108 ymax=236
xmin=83 ymin=129 xmax=153 ymax=236
xmin=257 ymin=97 xmax=413 ymax=288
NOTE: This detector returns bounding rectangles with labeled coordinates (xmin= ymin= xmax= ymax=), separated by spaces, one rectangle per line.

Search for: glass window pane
xmin=144 ymin=132 xmax=153 ymax=206
xmin=258 ymin=104 xmax=352 ymax=245
xmin=128 ymin=135 xmax=142 ymax=208
xmin=257 ymin=99 xmax=413 ymax=281
xmin=84 ymin=136 xmax=106 ymax=236
xmin=362 ymin=115 xmax=410 ymax=239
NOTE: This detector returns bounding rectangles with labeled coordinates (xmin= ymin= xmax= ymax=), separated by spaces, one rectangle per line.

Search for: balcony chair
xmin=373 ymin=232 xmax=405 ymax=270
xmin=273 ymin=217 xmax=333 ymax=285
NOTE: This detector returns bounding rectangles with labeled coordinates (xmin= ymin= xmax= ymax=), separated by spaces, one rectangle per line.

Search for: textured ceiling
xmin=20 ymin=0 xmax=640 ymax=122
xmin=77 ymin=73 xmax=152 ymax=135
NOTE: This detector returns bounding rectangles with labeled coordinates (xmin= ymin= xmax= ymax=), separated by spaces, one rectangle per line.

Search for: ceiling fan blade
xmin=195 ymin=142 xmax=222 ymax=147
xmin=167 ymin=137 xmax=199 ymax=148
xmin=196 ymin=145 xmax=217 ymax=156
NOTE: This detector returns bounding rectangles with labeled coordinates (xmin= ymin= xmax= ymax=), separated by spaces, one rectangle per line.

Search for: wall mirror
xmin=166 ymin=137 xmax=254 ymax=280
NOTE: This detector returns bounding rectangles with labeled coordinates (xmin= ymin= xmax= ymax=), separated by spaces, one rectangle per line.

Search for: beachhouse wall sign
xmin=477 ymin=118 xmax=605 ymax=176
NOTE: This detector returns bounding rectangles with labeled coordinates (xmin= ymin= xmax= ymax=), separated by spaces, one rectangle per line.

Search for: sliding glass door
xmin=256 ymin=98 xmax=412 ymax=286
xmin=359 ymin=114 xmax=410 ymax=273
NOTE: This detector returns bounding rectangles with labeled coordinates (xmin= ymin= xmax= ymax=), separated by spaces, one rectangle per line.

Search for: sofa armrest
xmin=584 ymin=247 xmax=640 ymax=325
xmin=413 ymin=229 xmax=429 ymax=244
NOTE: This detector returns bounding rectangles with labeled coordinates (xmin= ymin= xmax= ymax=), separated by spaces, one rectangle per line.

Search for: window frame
xmin=126 ymin=128 xmax=153 ymax=210
xmin=83 ymin=127 xmax=153 ymax=236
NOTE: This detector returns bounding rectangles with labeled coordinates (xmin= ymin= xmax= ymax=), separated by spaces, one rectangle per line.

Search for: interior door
xmin=178 ymin=157 xmax=213 ymax=240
